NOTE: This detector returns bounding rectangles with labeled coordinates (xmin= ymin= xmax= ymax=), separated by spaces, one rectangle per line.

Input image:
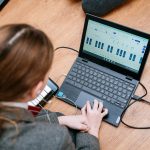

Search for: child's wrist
xmin=88 ymin=129 xmax=99 ymax=138
xmin=58 ymin=116 xmax=67 ymax=125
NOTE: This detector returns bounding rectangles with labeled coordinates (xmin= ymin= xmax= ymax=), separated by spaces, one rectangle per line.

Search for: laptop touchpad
xmin=75 ymin=91 xmax=103 ymax=108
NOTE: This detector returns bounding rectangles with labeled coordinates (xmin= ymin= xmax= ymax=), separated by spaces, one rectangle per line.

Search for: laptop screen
xmin=83 ymin=20 xmax=149 ymax=74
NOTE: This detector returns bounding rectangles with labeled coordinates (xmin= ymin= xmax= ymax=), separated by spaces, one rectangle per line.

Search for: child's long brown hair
xmin=0 ymin=24 xmax=53 ymax=132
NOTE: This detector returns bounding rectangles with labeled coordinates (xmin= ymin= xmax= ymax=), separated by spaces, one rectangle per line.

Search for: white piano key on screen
xmin=28 ymin=101 xmax=34 ymax=106
xmin=41 ymin=90 xmax=47 ymax=97
xmin=32 ymin=99 xmax=39 ymax=106
xmin=44 ymin=85 xmax=51 ymax=93
xmin=37 ymin=95 xmax=43 ymax=101
xmin=29 ymin=101 xmax=36 ymax=106
xmin=35 ymin=99 xmax=40 ymax=105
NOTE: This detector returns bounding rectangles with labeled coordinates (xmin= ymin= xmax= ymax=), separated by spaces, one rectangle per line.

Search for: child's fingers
xmin=83 ymin=125 xmax=90 ymax=132
xmin=93 ymin=99 xmax=99 ymax=110
xmin=80 ymin=124 xmax=89 ymax=131
xmin=86 ymin=101 xmax=91 ymax=112
xmin=98 ymin=101 xmax=103 ymax=112
xmin=81 ymin=104 xmax=87 ymax=116
xmin=101 ymin=108 xmax=108 ymax=117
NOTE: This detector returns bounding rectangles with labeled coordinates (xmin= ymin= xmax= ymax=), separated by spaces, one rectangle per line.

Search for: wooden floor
xmin=1 ymin=0 xmax=150 ymax=149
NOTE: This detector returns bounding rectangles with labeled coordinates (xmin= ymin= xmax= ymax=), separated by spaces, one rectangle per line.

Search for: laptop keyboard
xmin=65 ymin=61 xmax=135 ymax=109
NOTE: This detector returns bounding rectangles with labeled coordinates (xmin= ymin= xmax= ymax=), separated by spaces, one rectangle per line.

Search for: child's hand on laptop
xmin=58 ymin=115 xmax=89 ymax=132
xmin=58 ymin=99 xmax=108 ymax=135
xmin=81 ymin=100 xmax=108 ymax=138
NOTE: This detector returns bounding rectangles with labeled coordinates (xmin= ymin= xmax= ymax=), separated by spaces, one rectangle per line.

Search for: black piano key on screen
xmin=89 ymin=38 xmax=92 ymax=45
xmin=116 ymin=49 xmax=119 ymax=55
xmin=119 ymin=50 xmax=123 ymax=56
xmin=129 ymin=53 xmax=133 ymax=60
xmin=86 ymin=37 xmax=89 ymax=44
xmin=101 ymin=43 xmax=104 ymax=49
xmin=123 ymin=51 xmax=126 ymax=57
xmin=110 ymin=46 xmax=113 ymax=53
xmin=98 ymin=42 xmax=101 ymax=48
xmin=107 ymin=45 xmax=110 ymax=52
xmin=132 ymin=55 xmax=136 ymax=61
xmin=95 ymin=41 xmax=98 ymax=47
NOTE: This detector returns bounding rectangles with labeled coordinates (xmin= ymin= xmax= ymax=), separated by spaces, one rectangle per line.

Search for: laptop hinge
xmin=82 ymin=58 xmax=88 ymax=63
xmin=126 ymin=76 xmax=133 ymax=81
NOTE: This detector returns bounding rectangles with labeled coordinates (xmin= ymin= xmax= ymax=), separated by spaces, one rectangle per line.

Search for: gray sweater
xmin=0 ymin=107 xmax=100 ymax=150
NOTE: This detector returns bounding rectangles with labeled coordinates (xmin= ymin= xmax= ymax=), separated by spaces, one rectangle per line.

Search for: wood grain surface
xmin=0 ymin=0 xmax=150 ymax=149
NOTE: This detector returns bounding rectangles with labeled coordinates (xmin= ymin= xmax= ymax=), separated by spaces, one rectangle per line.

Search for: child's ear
xmin=29 ymin=81 xmax=44 ymax=99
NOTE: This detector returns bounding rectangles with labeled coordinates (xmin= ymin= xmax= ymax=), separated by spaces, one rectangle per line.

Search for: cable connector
xmin=132 ymin=95 xmax=141 ymax=100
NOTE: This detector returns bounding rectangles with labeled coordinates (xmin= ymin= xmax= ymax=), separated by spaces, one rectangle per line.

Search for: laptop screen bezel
xmin=79 ymin=14 xmax=150 ymax=80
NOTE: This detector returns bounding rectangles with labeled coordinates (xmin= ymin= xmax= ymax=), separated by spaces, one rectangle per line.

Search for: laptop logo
xmin=116 ymin=116 xmax=120 ymax=124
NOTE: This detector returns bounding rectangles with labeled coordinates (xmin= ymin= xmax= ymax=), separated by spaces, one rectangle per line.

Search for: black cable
xmin=55 ymin=95 xmax=78 ymax=115
xmin=121 ymin=82 xmax=150 ymax=129
xmin=141 ymin=98 xmax=150 ymax=105
xmin=137 ymin=82 xmax=148 ymax=100
xmin=54 ymin=46 xmax=79 ymax=53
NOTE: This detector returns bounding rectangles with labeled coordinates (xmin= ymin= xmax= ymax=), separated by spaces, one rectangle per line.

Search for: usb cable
xmin=121 ymin=82 xmax=150 ymax=129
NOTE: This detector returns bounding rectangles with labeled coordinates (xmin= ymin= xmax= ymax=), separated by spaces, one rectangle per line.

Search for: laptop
xmin=57 ymin=14 xmax=150 ymax=127
xmin=0 ymin=0 xmax=9 ymax=10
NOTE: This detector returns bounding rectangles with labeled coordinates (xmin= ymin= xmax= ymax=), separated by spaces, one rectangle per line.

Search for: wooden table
xmin=0 ymin=0 xmax=150 ymax=149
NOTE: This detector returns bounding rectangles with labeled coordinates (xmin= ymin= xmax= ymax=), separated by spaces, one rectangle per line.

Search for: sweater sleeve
xmin=75 ymin=132 xmax=100 ymax=150
xmin=35 ymin=111 xmax=100 ymax=150
xmin=35 ymin=110 xmax=63 ymax=124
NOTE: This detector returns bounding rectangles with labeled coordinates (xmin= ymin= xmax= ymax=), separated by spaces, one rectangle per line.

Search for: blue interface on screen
xmin=83 ymin=20 xmax=149 ymax=73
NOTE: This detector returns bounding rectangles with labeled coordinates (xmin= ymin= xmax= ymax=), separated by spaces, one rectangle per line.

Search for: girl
xmin=0 ymin=24 xmax=108 ymax=150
